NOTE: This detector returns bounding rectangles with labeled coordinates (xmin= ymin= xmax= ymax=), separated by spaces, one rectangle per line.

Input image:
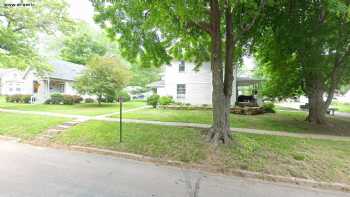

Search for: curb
xmin=0 ymin=136 xmax=21 ymax=142
xmin=69 ymin=145 xmax=350 ymax=193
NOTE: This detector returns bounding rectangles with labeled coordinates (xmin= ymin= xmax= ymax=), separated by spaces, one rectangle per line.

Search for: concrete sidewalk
xmin=0 ymin=140 xmax=348 ymax=197
xmin=1 ymin=108 xmax=350 ymax=141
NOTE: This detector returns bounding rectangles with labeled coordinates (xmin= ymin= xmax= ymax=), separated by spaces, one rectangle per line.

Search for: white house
xmin=148 ymin=60 xmax=262 ymax=105
xmin=149 ymin=61 xmax=225 ymax=105
xmin=0 ymin=60 xmax=85 ymax=103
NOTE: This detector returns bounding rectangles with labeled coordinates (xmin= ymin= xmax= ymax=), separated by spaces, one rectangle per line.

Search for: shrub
xmin=85 ymin=98 xmax=95 ymax=103
xmin=50 ymin=93 xmax=64 ymax=104
xmin=147 ymin=94 xmax=160 ymax=108
xmin=263 ymin=102 xmax=275 ymax=113
xmin=44 ymin=99 xmax=52 ymax=104
xmin=72 ymin=95 xmax=83 ymax=104
xmin=5 ymin=94 xmax=32 ymax=103
xmin=159 ymin=96 xmax=174 ymax=106
xmin=21 ymin=95 xmax=31 ymax=103
xmin=116 ymin=91 xmax=131 ymax=102
xmin=104 ymin=94 xmax=115 ymax=103
xmin=63 ymin=95 xmax=74 ymax=105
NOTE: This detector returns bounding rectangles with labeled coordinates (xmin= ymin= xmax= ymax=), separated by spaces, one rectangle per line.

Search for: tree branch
xmin=187 ymin=20 xmax=212 ymax=34
xmin=13 ymin=26 xmax=26 ymax=32
xmin=240 ymin=0 xmax=266 ymax=33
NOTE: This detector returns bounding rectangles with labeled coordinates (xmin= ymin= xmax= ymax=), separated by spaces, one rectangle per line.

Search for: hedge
xmin=5 ymin=94 xmax=32 ymax=103
xmin=45 ymin=94 xmax=83 ymax=105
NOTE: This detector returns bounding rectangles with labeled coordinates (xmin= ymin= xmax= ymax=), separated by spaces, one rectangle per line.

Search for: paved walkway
xmin=95 ymin=105 xmax=151 ymax=118
xmin=1 ymin=108 xmax=350 ymax=141
xmin=1 ymin=140 xmax=348 ymax=197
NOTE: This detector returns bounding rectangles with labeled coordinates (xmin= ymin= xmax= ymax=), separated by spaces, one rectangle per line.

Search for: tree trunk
xmin=307 ymin=81 xmax=327 ymax=124
xmin=207 ymin=0 xmax=232 ymax=144
xmin=97 ymin=94 xmax=102 ymax=105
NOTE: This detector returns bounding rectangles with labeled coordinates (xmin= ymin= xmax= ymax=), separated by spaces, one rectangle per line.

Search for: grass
xmin=331 ymin=101 xmax=350 ymax=113
xmin=55 ymin=120 xmax=206 ymax=162
xmin=0 ymin=101 xmax=145 ymax=116
xmin=113 ymin=108 xmax=350 ymax=136
xmin=0 ymin=96 xmax=5 ymax=103
xmin=55 ymin=120 xmax=350 ymax=184
xmin=0 ymin=112 xmax=70 ymax=140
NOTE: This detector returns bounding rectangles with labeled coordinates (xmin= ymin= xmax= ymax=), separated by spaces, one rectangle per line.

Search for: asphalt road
xmin=0 ymin=140 xmax=348 ymax=197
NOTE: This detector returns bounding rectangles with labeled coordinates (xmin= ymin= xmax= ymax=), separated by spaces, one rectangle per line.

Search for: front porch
xmin=33 ymin=79 xmax=67 ymax=103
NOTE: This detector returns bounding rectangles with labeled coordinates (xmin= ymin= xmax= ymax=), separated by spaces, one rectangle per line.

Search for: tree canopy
xmin=0 ymin=0 xmax=73 ymax=69
xmin=74 ymin=56 xmax=132 ymax=104
xmin=59 ymin=23 xmax=111 ymax=65
xmin=255 ymin=0 xmax=350 ymax=124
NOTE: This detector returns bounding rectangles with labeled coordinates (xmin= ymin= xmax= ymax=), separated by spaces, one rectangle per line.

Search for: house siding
xmin=0 ymin=69 xmax=34 ymax=95
xmin=157 ymin=61 xmax=237 ymax=105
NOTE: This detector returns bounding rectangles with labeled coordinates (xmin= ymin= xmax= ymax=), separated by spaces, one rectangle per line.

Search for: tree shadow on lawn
xmin=231 ymin=111 xmax=350 ymax=136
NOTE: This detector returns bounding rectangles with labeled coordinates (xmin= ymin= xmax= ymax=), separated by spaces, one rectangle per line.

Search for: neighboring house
xmin=337 ymin=90 xmax=350 ymax=103
xmin=0 ymin=60 xmax=85 ymax=103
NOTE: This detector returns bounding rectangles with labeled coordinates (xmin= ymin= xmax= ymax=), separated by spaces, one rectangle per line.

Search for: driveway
xmin=0 ymin=140 xmax=348 ymax=197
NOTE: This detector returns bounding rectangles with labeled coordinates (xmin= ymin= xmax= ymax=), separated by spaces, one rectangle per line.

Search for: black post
xmin=119 ymin=97 xmax=123 ymax=143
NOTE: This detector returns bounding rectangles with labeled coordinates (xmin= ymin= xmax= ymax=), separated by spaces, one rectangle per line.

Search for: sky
xmin=68 ymin=0 xmax=97 ymax=27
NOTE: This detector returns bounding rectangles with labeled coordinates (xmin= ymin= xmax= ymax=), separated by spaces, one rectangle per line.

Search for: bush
xmin=21 ymin=95 xmax=31 ymax=103
xmin=263 ymin=102 xmax=275 ymax=113
xmin=85 ymin=98 xmax=95 ymax=103
xmin=159 ymin=96 xmax=174 ymax=106
xmin=72 ymin=95 xmax=83 ymax=104
xmin=104 ymin=94 xmax=115 ymax=103
xmin=50 ymin=93 xmax=64 ymax=104
xmin=147 ymin=94 xmax=160 ymax=108
xmin=116 ymin=91 xmax=131 ymax=102
xmin=63 ymin=95 xmax=74 ymax=105
xmin=5 ymin=94 xmax=31 ymax=103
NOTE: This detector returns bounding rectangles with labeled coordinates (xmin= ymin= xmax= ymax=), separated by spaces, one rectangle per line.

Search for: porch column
xmin=47 ymin=78 xmax=50 ymax=97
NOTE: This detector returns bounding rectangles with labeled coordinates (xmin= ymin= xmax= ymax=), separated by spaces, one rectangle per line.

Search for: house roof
xmin=237 ymin=77 xmax=263 ymax=86
xmin=47 ymin=60 xmax=85 ymax=81
xmin=0 ymin=68 xmax=15 ymax=78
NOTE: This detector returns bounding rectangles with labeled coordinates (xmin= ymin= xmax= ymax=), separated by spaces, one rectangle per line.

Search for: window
xmin=16 ymin=88 xmax=21 ymax=92
xmin=179 ymin=61 xmax=185 ymax=72
xmin=8 ymin=88 xmax=13 ymax=92
xmin=59 ymin=83 xmax=65 ymax=93
xmin=177 ymin=84 xmax=186 ymax=99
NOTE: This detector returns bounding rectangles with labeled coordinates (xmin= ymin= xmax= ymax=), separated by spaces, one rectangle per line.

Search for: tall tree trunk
xmin=307 ymin=79 xmax=327 ymax=124
xmin=207 ymin=0 xmax=232 ymax=144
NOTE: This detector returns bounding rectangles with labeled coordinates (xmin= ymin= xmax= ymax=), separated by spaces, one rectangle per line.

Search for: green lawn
xmin=55 ymin=120 xmax=206 ymax=162
xmin=0 ymin=101 xmax=145 ymax=116
xmin=331 ymin=101 xmax=350 ymax=113
xmin=0 ymin=112 xmax=70 ymax=140
xmin=113 ymin=108 xmax=350 ymax=136
xmin=55 ymin=120 xmax=350 ymax=184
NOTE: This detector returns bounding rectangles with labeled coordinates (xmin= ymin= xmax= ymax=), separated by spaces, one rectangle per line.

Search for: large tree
xmin=91 ymin=0 xmax=267 ymax=144
xmin=256 ymin=0 xmax=350 ymax=124
xmin=74 ymin=56 xmax=131 ymax=104
xmin=0 ymin=0 xmax=72 ymax=69
xmin=59 ymin=23 xmax=110 ymax=65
